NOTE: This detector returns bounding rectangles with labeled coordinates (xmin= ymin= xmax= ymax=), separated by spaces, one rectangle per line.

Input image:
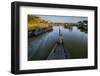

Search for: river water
xmin=28 ymin=25 xmax=88 ymax=60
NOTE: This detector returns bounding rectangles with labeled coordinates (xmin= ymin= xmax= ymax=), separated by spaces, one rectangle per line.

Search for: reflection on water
xmin=28 ymin=25 xmax=88 ymax=61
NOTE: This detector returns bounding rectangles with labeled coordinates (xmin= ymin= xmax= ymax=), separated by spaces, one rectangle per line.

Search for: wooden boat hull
xmin=47 ymin=43 xmax=70 ymax=60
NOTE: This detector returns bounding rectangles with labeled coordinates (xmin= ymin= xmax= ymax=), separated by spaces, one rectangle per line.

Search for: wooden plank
xmin=47 ymin=44 xmax=70 ymax=60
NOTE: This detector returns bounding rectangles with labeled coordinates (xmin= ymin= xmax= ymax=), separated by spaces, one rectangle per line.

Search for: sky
xmin=37 ymin=15 xmax=88 ymax=23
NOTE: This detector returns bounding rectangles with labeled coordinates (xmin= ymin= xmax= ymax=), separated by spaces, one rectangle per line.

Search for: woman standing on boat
xmin=57 ymin=34 xmax=64 ymax=45
xmin=57 ymin=28 xmax=64 ymax=45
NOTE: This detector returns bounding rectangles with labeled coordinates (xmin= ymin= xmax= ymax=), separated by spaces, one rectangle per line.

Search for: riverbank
xmin=28 ymin=27 xmax=53 ymax=37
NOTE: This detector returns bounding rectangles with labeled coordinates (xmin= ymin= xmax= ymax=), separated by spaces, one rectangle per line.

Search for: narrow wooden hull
xmin=47 ymin=43 xmax=70 ymax=60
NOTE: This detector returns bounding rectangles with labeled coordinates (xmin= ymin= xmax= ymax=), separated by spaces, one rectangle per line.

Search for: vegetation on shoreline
xmin=28 ymin=15 xmax=52 ymax=31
